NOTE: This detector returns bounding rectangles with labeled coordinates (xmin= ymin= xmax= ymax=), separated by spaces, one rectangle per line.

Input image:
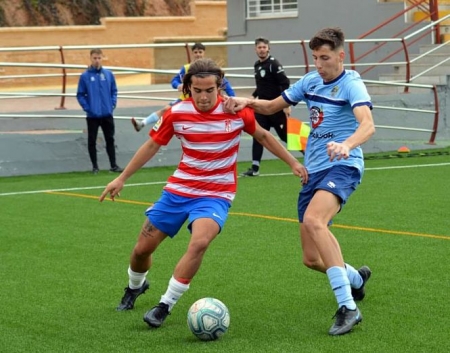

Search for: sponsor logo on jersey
xmin=310 ymin=106 xmax=324 ymax=128
xmin=153 ymin=116 xmax=163 ymax=131
xmin=311 ymin=132 xmax=335 ymax=139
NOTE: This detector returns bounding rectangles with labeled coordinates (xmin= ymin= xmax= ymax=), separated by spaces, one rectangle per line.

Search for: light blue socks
xmin=143 ymin=112 xmax=159 ymax=126
xmin=345 ymin=263 xmax=363 ymax=289
xmin=326 ymin=266 xmax=356 ymax=309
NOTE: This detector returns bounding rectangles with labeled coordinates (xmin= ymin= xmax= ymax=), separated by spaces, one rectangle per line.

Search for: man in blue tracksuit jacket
xmin=77 ymin=48 xmax=122 ymax=174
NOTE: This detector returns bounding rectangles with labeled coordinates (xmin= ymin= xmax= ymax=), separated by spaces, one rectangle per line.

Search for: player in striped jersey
xmin=100 ymin=58 xmax=308 ymax=328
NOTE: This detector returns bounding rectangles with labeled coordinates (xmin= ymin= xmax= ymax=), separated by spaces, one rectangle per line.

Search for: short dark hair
xmin=255 ymin=37 xmax=270 ymax=45
xmin=182 ymin=58 xmax=224 ymax=96
xmin=309 ymin=27 xmax=345 ymax=51
xmin=192 ymin=42 xmax=206 ymax=51
xmin=90 ymin=48 xmax=103 ymax=56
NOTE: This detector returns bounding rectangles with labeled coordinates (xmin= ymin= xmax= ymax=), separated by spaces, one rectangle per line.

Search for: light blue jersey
xmin=282 ymin=70 xmax=372 ymax=175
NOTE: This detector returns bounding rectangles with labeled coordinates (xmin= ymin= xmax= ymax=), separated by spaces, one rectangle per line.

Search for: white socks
xmin=160 ymin=276 xmax=190 ymax=311
xmin=128 ymin=266 xmax=148 ymax=289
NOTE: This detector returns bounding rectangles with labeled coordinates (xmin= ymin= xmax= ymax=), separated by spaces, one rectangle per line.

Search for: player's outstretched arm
xmin=99 ymin=139 xmax=161 ymax=202
xmin=251 ymin=123 xmax=308 ymax=184
xmin=224 ymin=96 xmax=288 ymax=116
xmin=248 ymin=96 xmax=289 ymax=115
xmin=223 ymin=97 xmax=251 ymax=113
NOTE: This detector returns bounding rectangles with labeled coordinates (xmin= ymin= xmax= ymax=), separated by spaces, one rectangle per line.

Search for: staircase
xmin=368 ymin=44 xmax=450 ymax=94
xmin=367 ymin=0 xmax=450 ymax=94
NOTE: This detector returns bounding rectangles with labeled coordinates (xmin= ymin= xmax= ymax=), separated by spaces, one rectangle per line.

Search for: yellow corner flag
xmin=287 ymin=117 xmax=310 ymax=151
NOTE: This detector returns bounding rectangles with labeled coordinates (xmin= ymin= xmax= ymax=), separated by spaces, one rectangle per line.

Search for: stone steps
xmin=366 ymin=82 xmax=434 ymax=95
xmin=379 ymin=73 xmax=448 ymax=84
xmin=393 ymin=63 xmax=450 ymax=76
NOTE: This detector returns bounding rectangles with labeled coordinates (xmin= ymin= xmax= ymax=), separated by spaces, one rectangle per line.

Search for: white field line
xmin=1 ymin=162 xmax=449 ymax=197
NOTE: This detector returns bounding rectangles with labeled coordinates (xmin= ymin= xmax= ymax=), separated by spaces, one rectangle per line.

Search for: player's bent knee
xmin=132 ymin=245 xmax=152 ymax=260
xmin=188 ymin=237 xmax=214 ymax=255
xmin=302 ymin=215 xmax=326 ymax=235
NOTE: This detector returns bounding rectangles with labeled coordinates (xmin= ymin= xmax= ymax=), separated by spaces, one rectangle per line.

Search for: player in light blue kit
xmin=225 ymin=27 xmax=375 ymax=336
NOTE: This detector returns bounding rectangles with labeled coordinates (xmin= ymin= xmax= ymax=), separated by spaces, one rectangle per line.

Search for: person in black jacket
xmin=242 ymin=37 xmax=291 ymax=176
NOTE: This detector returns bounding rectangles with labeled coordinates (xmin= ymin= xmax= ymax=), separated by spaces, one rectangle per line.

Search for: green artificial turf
xmin=1 ymin=148 xmax=449 ymax=353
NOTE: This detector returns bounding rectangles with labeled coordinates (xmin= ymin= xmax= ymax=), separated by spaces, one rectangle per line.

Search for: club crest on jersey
xmin=260 ymin=69 xmax=266 ymax=78
xmin=331 ymin=86 xmax=339 ymax=97
xmin=152 ymin=116 xmax=163 ymax=131
xmin=225 ymin=119 xmax=232 ymax=132
xmin=310 ymin=106 xmax=324 ymax=129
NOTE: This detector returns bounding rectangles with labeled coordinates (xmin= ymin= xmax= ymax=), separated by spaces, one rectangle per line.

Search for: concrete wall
xmin=0 ymin=103 xmax=265 ymax=177
xmin=1 ymin=84 xmax=448 ymax=177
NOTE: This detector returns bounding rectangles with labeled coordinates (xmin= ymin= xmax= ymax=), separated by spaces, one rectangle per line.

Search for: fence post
xmin=427 ymin=85 xmax=439 ymax=144
xmin=401 ymin=39 xmax=411 ymax=93
xmin=55 ymin=46 xmax=67 ymax=110
xmin=300 ymin=41 xmax=309 ymax=73
xmin=184 ymin=43 xmax=191 ymax=63
xmin=429 ymin=0 xmax=441 ymax=44
xmin=348 ymin=42 xmax=356 ymax=71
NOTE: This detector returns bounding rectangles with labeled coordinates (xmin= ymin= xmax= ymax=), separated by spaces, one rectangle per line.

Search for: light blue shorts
xmin=145 ymin=190 xmax=231 ymax=237
xmin=297 ymin=165 xmax=361 ymax=223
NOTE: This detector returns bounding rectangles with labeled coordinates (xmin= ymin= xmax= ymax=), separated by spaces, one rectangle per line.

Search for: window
xmin=247 ymin=0 xmax=298 ymax=19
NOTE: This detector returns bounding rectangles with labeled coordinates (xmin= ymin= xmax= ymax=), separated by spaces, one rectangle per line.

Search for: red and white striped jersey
xmin=149 ymin=96 xmax=256 ymax=202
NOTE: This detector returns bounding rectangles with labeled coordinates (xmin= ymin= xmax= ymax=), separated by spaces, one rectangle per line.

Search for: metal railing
xmin=0 ymin=66 xmax=439 ymax=145
xmin=349 ymin=0 xmax=439 ymax=69
xmin=0 ymin=35 xmax=444 ymax=144
xmin=349 ymin=15 xmax=450 ymax=91
xmin=2 ymin=14 xmax=448 ymax=94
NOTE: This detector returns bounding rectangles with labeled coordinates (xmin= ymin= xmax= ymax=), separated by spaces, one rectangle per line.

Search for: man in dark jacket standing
xmin=77 ymin=48 xmax=122 ymax=174
xmin=242 ymin=37 xmax=291 ymax=176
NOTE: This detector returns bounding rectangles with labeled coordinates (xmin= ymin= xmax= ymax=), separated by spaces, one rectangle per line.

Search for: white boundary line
xmin=1 ymin=162 xmax=449 ymax=197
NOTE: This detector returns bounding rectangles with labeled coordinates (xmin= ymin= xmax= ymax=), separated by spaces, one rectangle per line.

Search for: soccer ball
xmin=187 ymin=297 xmax=230 ymax=341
